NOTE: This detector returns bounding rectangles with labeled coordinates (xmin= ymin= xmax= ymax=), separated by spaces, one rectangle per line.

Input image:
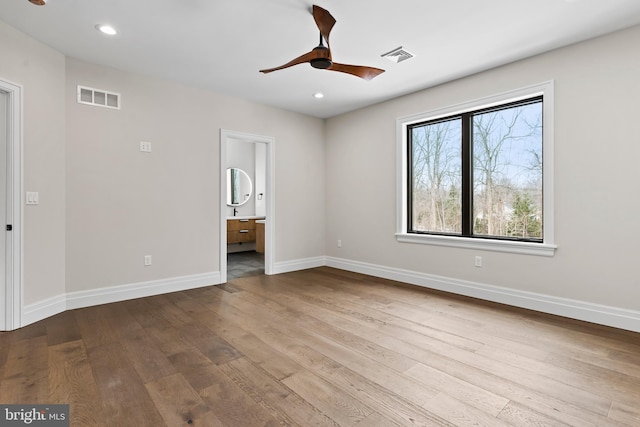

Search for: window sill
xmin=396 ymin=233 xmax=556 ymax=257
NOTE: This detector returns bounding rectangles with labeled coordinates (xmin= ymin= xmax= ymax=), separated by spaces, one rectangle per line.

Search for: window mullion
xmin=461 ymin=113 xmax=473 ymax=236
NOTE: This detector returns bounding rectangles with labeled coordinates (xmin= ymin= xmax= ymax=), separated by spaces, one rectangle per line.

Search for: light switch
xmin=26 ymin=192 xmax=39 ymax=205
xmin=139 ymin=141 xmax=152 ymax=153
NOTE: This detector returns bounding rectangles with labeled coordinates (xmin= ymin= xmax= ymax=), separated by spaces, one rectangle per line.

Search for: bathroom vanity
xmin=226 ymin=165 xmax=266 ymax=253
xmin=255 ymin=219 xmax=265 ymax=253
xmin=227 ymin=217 xmax=261 ymax=244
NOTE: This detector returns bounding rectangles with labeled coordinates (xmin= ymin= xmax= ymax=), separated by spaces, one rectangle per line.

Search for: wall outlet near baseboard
xmin=144 ymin=255 xmax=152 ymax=266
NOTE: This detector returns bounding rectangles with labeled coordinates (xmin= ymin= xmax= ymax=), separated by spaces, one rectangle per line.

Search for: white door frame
xmin=1 ymin=78 xmax=23 ymax=331
xmin=219 ymin=129 xmax=274 ymax=284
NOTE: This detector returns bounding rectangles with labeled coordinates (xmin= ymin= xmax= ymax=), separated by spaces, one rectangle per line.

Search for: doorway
xmin=0 ymin=78 xmax=23 ymax=331
xmin=219 ymin=130 xmax=274 ymax=284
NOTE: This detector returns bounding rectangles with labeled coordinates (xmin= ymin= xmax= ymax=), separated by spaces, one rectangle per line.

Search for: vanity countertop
xmin=227 ymin=216 xmax=266 ymax=220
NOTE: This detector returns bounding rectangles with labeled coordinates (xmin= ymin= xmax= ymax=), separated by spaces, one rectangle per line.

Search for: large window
xmin=397 ymin=83 xmax=555 ymax=256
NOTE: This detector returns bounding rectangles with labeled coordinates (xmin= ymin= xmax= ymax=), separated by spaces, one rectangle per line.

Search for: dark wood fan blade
xmin=327 ymin=63 xmax=385 ymax=80
xmin=261 ymin=5 xmax=382 ymax=80
xmin=313 ymin=5 xmax=336 ymax=46
xmin=259 ymin=50 xmax=319 ymax=74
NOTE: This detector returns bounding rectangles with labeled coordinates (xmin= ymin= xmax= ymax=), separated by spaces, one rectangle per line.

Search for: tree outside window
xmin=408 ymin=97 xmax=543 ymax=242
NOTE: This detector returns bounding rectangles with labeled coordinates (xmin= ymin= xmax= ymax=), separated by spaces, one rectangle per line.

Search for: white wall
xmin=65 ymin=58 xmax=326 ymax=293
xmin=6 ymin=14 xmax=638 ymax=330
xmin=0 ymin=21 xmax=66 ymax=306
xmin=325 ymin=25 xmax=640 ymax=316
xmin=0 ymin=19 xmax=326 ymax=326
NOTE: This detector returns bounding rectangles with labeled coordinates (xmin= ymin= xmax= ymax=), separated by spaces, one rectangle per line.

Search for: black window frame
xmin=406 ymin=95 xmax=544 ymax=243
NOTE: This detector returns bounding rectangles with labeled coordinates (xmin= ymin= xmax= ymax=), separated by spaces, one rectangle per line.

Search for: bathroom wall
xmin=227 ymin=139 xmax=256 ymax=217
xmin=255 ymin=143 xmax=267 ymax=218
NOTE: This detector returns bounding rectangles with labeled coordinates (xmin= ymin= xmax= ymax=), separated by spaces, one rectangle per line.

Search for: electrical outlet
xmin=337 ymin=239 xmax=342 ymax=248
xmin=144 ymin=255 xmax=152 ymax=266
xmin=475 ymin=256 xmax=482 ymax=268
xmin=139 ymin=141 xmax=152 ymax=153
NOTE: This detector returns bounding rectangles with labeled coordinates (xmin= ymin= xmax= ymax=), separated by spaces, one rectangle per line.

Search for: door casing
xmin=219 ymin=129 xmax=274 ymax=284
xmin=0 ymin=78 xmax=23 ymax=331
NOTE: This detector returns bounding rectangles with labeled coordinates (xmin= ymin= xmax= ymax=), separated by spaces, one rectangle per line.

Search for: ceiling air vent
xmin=381 ymin=46 xmax=415 ymax=63
xmin=77 ymin=85 xmax=121 ymax=110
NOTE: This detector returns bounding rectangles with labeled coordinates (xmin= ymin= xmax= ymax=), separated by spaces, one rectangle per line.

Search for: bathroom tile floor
xmin=227 ymin=250 xmax=265 ymax=280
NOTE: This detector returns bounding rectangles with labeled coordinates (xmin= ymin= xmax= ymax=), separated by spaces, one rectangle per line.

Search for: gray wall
xmin=325 ymin=24 xmax=640 ymax=311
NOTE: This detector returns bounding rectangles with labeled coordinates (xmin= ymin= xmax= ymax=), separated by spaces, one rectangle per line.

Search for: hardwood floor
xmin=1 ymin=267 xmax=640 ymax=426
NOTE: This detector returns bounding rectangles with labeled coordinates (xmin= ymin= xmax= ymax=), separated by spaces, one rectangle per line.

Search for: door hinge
xmin=6 ymin=224 xmax=12 ymax=231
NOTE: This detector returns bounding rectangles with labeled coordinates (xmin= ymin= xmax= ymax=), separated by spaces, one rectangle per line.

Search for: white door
xmin=0 ymin=90 xmax=6 ymax=330
xmin=0 ymin=79 xmax=22 ymax=331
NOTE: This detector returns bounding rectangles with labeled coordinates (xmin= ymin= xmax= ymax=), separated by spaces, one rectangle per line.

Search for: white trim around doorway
xmin=1 ymin=78 xmax=24 ymax=331
xmin=219 ymin=129 xmax=275 ymax=284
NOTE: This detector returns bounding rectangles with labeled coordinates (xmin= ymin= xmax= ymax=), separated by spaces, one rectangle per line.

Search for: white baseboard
xmin=20 ymin=256 xmax=640 ymax=333
xmin=272 ymin=256 xmax=326 ymax=275
xmin=22 ymin=294 xmax=67 ymax=328
xmin=22 ymin=272 xmax=220 ymax=328
xmin=326 ymin=256 xmax=640 ymax=333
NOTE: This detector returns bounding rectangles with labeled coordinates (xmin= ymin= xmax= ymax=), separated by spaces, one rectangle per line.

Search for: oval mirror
xmin=226 ymin=167 xmax=253 ymax=206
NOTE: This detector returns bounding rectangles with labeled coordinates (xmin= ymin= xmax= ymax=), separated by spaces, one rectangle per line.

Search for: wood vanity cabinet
xmin=227 ymin=219 xmax=256 ymax=244
xmin=256 ymin=222 xmax=265 ymax=253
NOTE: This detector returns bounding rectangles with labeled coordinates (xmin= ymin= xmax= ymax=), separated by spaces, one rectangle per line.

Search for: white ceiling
xmin=3 ymin=0 xmax=640 ymax=118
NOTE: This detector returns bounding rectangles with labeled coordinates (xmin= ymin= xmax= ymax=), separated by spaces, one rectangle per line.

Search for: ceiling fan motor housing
xmin=310 ymin=59 xmax=332 ymax=69
xmin=310 ymin=46 xmax=332 ymax=69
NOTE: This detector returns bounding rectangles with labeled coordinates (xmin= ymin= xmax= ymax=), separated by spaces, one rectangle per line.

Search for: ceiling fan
xmin=259 ymin=5 xmax=384 ymax=81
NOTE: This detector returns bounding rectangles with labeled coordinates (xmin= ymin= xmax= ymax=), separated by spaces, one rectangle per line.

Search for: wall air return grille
xmin=77 ymin=85 xmax=121 ymax=110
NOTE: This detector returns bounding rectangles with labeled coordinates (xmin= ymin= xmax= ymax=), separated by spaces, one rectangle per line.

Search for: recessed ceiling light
xmin=313 ymin=92 xmax=324 ymax=99
xmin=95 ymin=24 xmax=117 ymax=36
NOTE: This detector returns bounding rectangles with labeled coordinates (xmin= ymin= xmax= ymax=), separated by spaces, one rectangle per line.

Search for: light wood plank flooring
xmin=1 ymin=267 xmax=639 ymax=426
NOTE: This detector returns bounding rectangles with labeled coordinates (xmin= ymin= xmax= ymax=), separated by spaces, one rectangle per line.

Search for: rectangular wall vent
xmin=77 ymin=85 xmax=121 ymax=110
xmin=381 ymin=46 xmax=415 ymax=63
